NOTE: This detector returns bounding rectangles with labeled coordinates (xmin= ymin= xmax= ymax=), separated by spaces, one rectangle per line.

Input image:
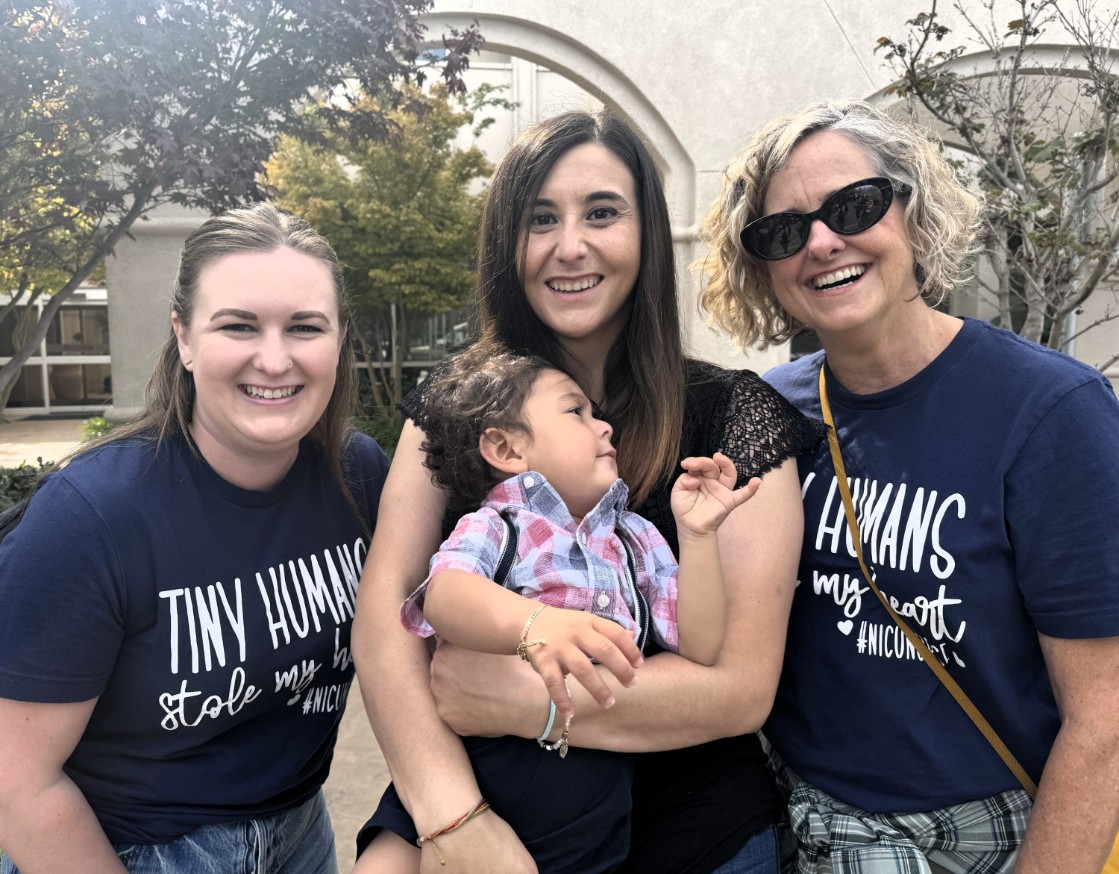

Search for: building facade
xmin=94 ymin=0 xmax=1119 ymax=418
xmin=0 ymin=288 xmax=111 ymax=414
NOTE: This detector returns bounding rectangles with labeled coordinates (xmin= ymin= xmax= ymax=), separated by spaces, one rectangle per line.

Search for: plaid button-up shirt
xmin=401 ymin=472 xmax=680 ymax=652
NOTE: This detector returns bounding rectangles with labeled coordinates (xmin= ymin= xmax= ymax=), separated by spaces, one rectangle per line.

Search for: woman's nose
xmin=555 ymin=222 xmax=587 ymax=260
xmin=254 ymin=333 xmax=291 ymax=374
xmin=804 ymin=217 xmax=847 ymax=260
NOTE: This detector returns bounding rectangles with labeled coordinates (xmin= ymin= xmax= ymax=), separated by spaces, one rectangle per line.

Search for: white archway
xmin=422 ymin=11 xmax=697 ymax=236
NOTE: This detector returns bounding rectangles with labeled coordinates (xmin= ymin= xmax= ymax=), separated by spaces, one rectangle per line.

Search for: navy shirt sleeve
xmin=0 ymin=472 xmax=127 ymax=702
xmin=1005 ymin=377 xmax=1119 ymax=636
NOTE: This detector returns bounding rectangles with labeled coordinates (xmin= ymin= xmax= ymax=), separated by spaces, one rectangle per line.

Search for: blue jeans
xmin=1 ymin=790 xmax=337 ymax=874
xmin=710 ymin=824 xmax=780 ymax=874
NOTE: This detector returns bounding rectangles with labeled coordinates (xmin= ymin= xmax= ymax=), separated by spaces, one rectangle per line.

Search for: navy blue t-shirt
xmin=765 ymin=318 xmax=1119 ymax=812
xmin=0 ymin=431 xmax=388 ymax=843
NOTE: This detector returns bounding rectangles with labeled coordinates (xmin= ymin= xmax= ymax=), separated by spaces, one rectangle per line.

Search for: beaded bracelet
xmin=416 ymin=798 xmax=492 ymax=866
xmin=537 ymin=677 xmax=572 ymax=758
xmin=538 ymin=713 xmax=572 ymax=759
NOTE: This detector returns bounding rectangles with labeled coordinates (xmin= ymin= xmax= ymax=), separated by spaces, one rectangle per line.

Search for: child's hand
xmin=520 ymin=606 xmax=643 ymax=721
xmin=671 ymin=452 xmax=761 ymax=537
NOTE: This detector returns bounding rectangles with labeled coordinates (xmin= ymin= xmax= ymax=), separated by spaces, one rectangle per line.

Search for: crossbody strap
xmin=618 ymin=534 xmax=650 ymax=654
xmin=818 ymin=365 xmax=1038 ymax=799
xmin=495 ymin=515 xmax=518 ymax=589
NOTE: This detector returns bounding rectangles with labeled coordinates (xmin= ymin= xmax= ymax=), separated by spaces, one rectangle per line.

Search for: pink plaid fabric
xmin=401 ymin=472 xmax=680 ymax=651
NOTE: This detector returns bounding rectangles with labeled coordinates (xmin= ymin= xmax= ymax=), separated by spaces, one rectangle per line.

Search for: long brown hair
xmin=475 ymin=111 xmax=684 ymax=506
xmin=75 ymin=203 xmax=359 ymax=497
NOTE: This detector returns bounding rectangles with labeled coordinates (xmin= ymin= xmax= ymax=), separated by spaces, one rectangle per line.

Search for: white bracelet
xmin=535 ymin=700 xmax=558 ymax=744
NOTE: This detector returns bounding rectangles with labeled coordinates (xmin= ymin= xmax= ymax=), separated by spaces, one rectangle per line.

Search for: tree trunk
xmin=0 ymin=290 xmax=45 ymax=421
xmin=390 ymin=300 xmax=403 ymax=408
xmin=0 ymin=274 xmax=35 ymax=330
xmin=0 ymin=180 xmax=157 ymax=397
xmin=355 ymin=334 xmax=388 ymax=410
xmin=989 ymin=227 xmax=1013 ymax=330
xmin=0 ymin=378 xmax=18 ymax=423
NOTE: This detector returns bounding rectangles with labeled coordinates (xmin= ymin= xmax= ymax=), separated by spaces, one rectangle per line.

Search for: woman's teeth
xmin=548 ymin=277 xmax=600 ymax=292
xmin=813 ymin=265 xmax=866 ymax=290
xmin=243 ymin=385 xmax=298 ymax=399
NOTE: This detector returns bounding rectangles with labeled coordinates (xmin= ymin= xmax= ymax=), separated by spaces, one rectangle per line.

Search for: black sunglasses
xmin=740 ymin=177 xmax=901 ymax=261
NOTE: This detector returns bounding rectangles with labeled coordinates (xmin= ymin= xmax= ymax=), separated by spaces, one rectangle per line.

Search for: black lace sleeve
xmin=635 ymin=361 xmax=824 ymax=558
xmin=396 ymin=356 xmax=456 ymax=426
xmin=704 ymin=366 xmax=825 ymax=483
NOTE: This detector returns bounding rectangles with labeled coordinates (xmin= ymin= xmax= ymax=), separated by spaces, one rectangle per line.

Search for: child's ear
xmin=479 ymin=427 xmax=529 ymax=475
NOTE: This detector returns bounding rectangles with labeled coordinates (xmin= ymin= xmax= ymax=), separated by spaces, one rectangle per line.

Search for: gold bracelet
xmin=516 ymin=605 xmax=548 ymax=662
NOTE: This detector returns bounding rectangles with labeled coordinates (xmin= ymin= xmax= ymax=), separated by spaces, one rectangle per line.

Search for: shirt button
xmin=597 ymin=593 xmax=610 ymax=608
xmin=524 ymin=475 xmax=535 ymax=488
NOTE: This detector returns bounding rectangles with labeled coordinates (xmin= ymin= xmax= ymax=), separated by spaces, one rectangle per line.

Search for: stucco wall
xmin=103 ymin=0 xmax=1119 ymax=416
xmin=105 ymin=209 xmax=209 ymax=418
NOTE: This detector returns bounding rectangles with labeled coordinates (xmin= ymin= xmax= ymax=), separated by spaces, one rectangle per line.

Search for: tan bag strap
xmin=818 ymin=366 xmax=1038 ymax=799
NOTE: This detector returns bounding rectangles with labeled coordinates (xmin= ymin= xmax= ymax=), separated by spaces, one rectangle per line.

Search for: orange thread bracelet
xmin=416 ymin=799 xmax=491 ymax=866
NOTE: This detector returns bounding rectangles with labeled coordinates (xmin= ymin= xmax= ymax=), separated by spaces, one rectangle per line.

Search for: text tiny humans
xmin=160 ymin=580 xmax=247 ymax=675
xmin=255 ymin=540 xmax=365 ymax=649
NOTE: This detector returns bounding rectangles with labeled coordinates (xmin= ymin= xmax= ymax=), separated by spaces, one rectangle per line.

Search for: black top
xmin=632 ymin=360 xmax=824 ymax=557
xmin=402 ymin=357 xmax=824 ymax=872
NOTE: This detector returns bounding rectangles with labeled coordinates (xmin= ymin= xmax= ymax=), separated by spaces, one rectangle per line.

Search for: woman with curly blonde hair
xmin=699 ymin=98 xmax=1119 ymax=873
xmin=700 ymin=98 xmax=983 ymax=349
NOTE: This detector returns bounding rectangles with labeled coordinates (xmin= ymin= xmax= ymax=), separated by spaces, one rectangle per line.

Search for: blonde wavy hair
xmin=697 ymin=98 xmax=984 ymax=348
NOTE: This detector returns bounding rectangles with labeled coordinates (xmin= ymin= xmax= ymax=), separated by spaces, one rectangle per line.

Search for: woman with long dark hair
xmin=353 ymin=111 xmax=820 ymax=873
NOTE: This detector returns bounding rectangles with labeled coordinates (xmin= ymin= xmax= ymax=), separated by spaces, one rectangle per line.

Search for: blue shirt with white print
xmin=0 ymin=431 xmax=388 ymax=842
xmin=765 ymin=318 xmax=1119 ymax=811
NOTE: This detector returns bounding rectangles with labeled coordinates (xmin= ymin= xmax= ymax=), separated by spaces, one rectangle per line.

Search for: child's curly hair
xmin=419 ymin=343 xmax=561 ymax=515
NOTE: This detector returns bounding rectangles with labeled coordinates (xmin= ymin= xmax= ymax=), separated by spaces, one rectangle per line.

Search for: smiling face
xmin=517 ymin=369 xmax=619 ymax=520
xmin=173 ymin=246 xmax=343 ymax=485
xmin=761 ymin=130 xmax=921 ymax=345
xmin=519 ymin=142 xmax=641 ymax=363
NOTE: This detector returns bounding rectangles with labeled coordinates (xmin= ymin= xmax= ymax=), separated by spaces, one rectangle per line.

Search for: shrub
xmin=0 ymin=458 xmax=51 ymax=511
xmin=354 ymin=408 xmax=402 ymax=458
xmin=82 ymin=415 xmax=113 ymax=441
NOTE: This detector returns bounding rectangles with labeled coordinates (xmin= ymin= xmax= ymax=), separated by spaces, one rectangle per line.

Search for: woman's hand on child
xmin=522 ymin=607 xmax=642 ymax=720
xmin=671 ymin=452 xmax=761 ymax=537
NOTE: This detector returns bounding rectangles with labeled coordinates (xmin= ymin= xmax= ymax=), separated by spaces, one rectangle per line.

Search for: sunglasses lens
xmin=827 ymin=184 xmax=888 ymax=235
xmin=745 ymin=213 xmax=808 ymax=260
xmin=742 ymin=178 xmax=894 ymax=260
